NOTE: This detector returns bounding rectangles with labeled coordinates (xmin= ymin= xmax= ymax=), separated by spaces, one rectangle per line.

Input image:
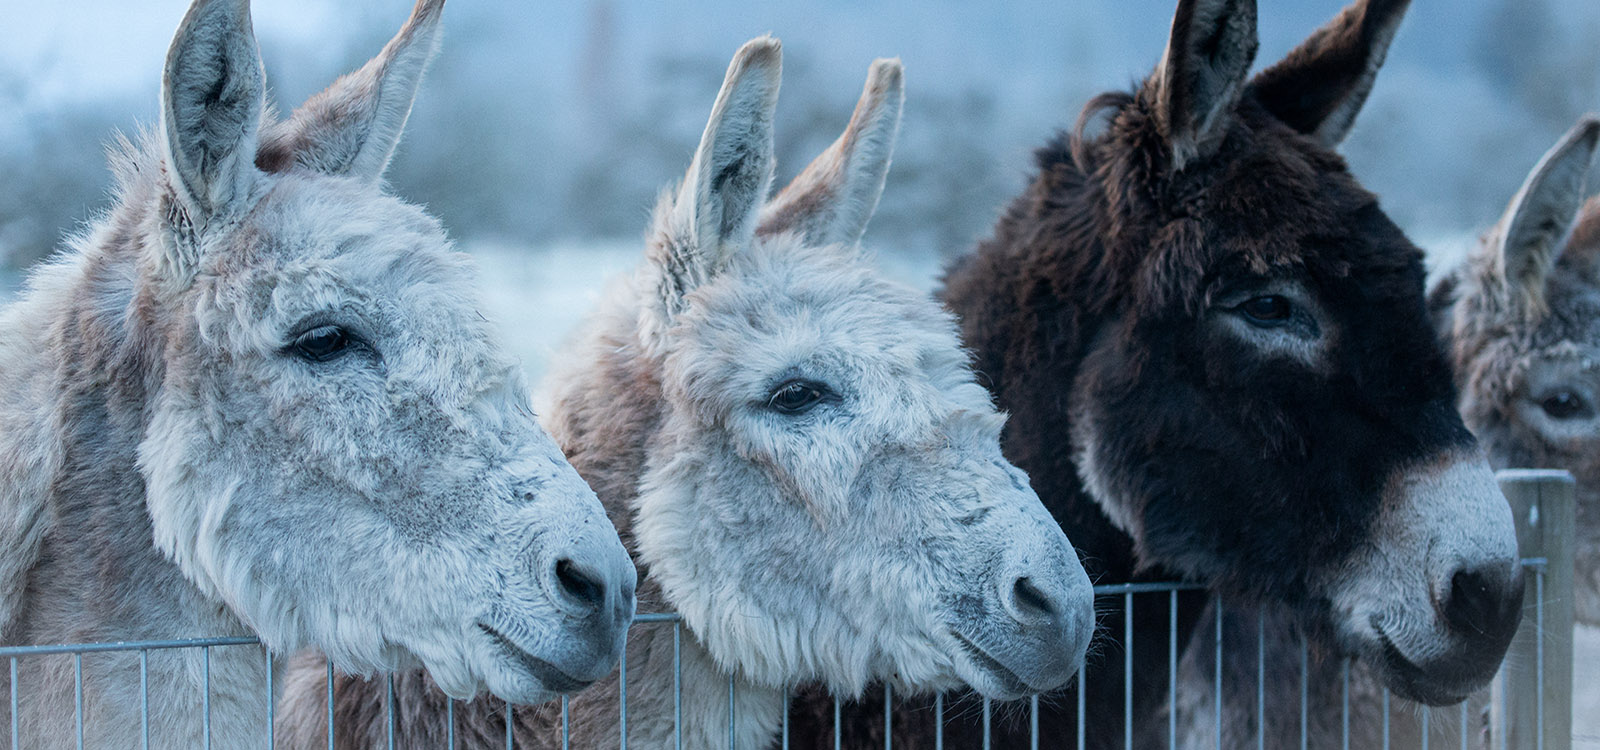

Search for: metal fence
xmin=0 ymin=471 xmax=1576 ymax=750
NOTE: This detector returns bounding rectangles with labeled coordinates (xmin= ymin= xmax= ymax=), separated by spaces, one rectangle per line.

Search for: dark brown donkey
xmin=789 ymin=0 xmax=1525 ymax=747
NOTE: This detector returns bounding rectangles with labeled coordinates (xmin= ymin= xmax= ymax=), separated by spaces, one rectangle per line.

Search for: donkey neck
xmin=0 ymin=206 xmax=273 ymax=747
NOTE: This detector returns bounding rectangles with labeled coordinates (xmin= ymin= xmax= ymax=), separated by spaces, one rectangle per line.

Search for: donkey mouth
xmin=1372 ymin=624 xmax=1473 ymax=706
xmin=477 ymin=623 xmax=594 ymax=694
xmin=949 ymin=630 xmax=1031 ymax=697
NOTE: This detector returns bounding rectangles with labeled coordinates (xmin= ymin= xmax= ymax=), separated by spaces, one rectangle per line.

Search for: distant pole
xmin=1491 ymin=469 xmax=1575 ymax=750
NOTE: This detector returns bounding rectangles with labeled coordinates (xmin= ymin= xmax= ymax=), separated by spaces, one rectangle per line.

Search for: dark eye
xmin=291 ymin=325 xmax=352 ymax=362
xmin=1238 ymin=295 xmax=1293 ymax=325
xmin=1539 ymin=390 xmax=1591 ymax=420
xmin=767 ymin=380 xmax=828 ymax=415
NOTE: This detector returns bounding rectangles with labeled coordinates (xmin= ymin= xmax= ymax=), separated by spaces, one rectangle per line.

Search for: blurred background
xmin=3 ymin=0 xmax=1600 ymax=374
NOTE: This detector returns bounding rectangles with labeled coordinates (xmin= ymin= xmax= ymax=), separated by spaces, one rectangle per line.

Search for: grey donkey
xmin=0 ymin=0 xmax=636 ymax=747
xmin=276 ymin=37 xmax=1097 ymax=749
xmin=1167 ymin=116 xmax=1600 ymax=749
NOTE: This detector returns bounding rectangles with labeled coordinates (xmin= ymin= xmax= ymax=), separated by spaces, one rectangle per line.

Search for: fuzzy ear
xmin=1482 ymin=116 xmax=1600 ymax=313
xmin=649 ymin=37 xmax=781 ymax=321
xmin=160 ymin=0 xmax=265 ymax=225
xmin=1150 ymin=0 xmax=1258 ymax=171
xmin=257 ymin=0 xmax=444 ymax=180
xmin=1250 ymin=0 xmax=1410 ymax=147
xmin=757 ymin=58 xmax=903 ymax=247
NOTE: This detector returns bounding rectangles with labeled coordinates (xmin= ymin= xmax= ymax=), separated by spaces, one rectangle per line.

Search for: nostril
xmin=555 ymin=558 xmax=606 ymax=611
xmin=1012 ymin=577 xmax=1056 ymax=619
xmin=1443 ymin=564 xmax=1517 ymax=635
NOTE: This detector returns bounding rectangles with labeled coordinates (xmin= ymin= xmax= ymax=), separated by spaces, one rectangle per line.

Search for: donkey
xmin=788 ymin=0 xmax=1526 ymax=747
xmin=1434 ymin=116 xmax=1600 ymax=627
xmin=1164 ymin=115 xmax=1600 ymax=750
xmin=275 ymin=38 xmax=1095 ymax=750
xmin=0 ymin=1 xmax=635 ymax=747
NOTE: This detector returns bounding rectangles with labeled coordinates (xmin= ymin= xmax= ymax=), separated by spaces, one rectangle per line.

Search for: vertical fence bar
xmin=1493 ymin=470 xmax=1575 ymax=750
xmin=559 ymin=696 xmax=568 ymax=750
xmin=833 ymin=697 xmax=841 ymax=750
xmin=1124 ymin=592 xmax=1134 ymax=750
xmin=140 ymin=650 xmax=149 ymax=750
xmin=783 ymin=687 xmax=790 ymax=750
xmin=203 ymin=646 xmax=211 ymax=750
xmin=1169 ymin=590 xmax=1177 ymax=750
xmin=935 ymin=692 xmax=944 ymax=750
xmin=674 ymin=622 xmax=682 ymax=750
xmin=327 ymin=660 xmax=335 ymax=750
xmin=387 ymin=674 xmax=396 ymax=750
xmin=1381 ymin=688 xmax=1390 ymax=750
xmin=1341 ymin=660 xmax=1350 ymax=750
xmin=883 ymin=683 xmax=891 ymax=750
xmin=1461 ymin=702 xmax=1468 ymax=750
xmin=1257 ymin=610 xmax=1265 ymax=750
xmin=1031 ymin=693 xmax=1040 ymax=750
xmin=505 ymin=701 xmax=513 ymax=750
xmin=265 ymin=647 xmax=274 ymax=750
xmin=448 ymin=699 xmax=456 ymax=750
xmin=1537 ymin=568 xmax=1546 ymax=750
xmin=728 ymin=674 xmax=735 ymax=750
xmin=1214 ymin=601 xmax=1223 ymax=750
xmin=73 ymin=653 xmax=83 ymax=750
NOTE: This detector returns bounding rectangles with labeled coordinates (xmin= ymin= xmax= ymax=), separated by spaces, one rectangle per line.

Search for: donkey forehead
xmin=669 ymin=241 xmax=987 ymax=408
xmin=1540 ymin=268 xmax=1600 ymax=341
xmin=199 ymin=179 xmax=506 ymax=358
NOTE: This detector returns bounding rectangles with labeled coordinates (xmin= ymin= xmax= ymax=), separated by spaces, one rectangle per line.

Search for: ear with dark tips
xmin=257 ymin=0 xmax=445 ymax=180
xmin=757 ymin=58 xmax=904 ymax=247
xmin=1250 ymin=0 xmax=1411 ymax=147
xmin=1486 ymin=116 xmax=1600 ymax=312
xmin=160 ymin=0 xmax=265 ymax=223
xmin=1150 ymin=0 xmax=1259 ymax=171
xmin=648 ymin=36 xmax=782 ymax=325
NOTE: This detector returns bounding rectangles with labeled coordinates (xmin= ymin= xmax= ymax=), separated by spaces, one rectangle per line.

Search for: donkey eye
xmin=1238 ymin=295 xmax=1293 ymax=325
xmin=290 ymin=325 xmax=353 ymax=363
xmin=1539 ymin=390 xmax=1591 ymax=420
xmin=768 ymin=380 xmax=829 ymax=415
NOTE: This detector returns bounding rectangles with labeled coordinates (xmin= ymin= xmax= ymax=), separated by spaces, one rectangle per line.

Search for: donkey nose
xmin=554 ymin=557 xmax=607 ymax=611
xmin=1440 ymin=562 xmax=1523 ymax=637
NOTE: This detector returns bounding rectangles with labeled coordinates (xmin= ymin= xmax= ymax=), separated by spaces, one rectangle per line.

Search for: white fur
xmin=543 ymin=40 xmax=1096 ymax=749
xmin=0 ymin=2 xmax=633 ymax=747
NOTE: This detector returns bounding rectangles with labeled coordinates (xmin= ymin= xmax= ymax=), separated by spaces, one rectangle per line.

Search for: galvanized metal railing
xmin=0 ymin=471 xmax=1576 ymax=750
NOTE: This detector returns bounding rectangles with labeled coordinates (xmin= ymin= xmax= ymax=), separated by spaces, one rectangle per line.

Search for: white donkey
xmin=278 ymin=38 xmax=1097 ymax=750
xmin=0 ymin=1 xmax=635 ymax=747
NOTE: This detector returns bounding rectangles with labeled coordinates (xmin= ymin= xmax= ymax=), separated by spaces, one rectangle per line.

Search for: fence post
xmin=1492 ymin=469 xmax=1575 ymax=750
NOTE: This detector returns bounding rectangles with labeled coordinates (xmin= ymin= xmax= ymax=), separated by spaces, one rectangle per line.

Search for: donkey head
xmin=1055 ymin=0 xmax=1519 ymax=704
xmin=134 ymin=0 xmax=633 ymax=703
xmin=1432 ymin=116 xmax=1600 ymax=623
xmin=631 ymin=39 xmax=1093 ymax=700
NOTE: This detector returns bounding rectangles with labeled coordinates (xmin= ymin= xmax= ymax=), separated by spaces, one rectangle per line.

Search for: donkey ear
xmin=648 ymin=37 xmax=780 ymax=323
xmin=1249 ymin=0 xmax=1410 ymax=147
xmin=257 ymin=0 xmax=444 ymax=181
xmin=160 ymin=0 xmax=265 ymax=224
xmin=1485 ymin=116 xmax=1600 ymax=309
xmin=1150 ymin=0 xmax=1259 ymax=171
xmin=757 ymin=58 xmax=903 ymax=247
